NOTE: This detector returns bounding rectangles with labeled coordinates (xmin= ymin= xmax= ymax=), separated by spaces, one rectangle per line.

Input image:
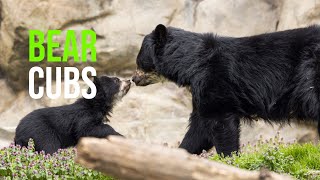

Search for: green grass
xmin=1 ymin=136 xmax=319 ymax=179
xmin=0 ymin=139 xmax=114 ymax=179
xmin=210 ymin=135 xmax=320 ymax=179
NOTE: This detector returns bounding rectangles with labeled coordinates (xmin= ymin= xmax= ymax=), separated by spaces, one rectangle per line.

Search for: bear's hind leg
xmin=211 ymin=114 xmax=240 ymax=156
xmin=179 ymin=112 xmax=214 ymax=154
xmin=15 ymin=123 xmax=61 ymax=154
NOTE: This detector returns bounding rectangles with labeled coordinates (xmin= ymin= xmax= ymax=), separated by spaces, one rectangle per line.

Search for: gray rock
xmin=3 ymin=0 xmax=319 ymax=90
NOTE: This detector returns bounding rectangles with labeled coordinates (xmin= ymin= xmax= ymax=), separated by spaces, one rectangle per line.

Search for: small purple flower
xmin=29 ymin=162 xmax=35 ymax=167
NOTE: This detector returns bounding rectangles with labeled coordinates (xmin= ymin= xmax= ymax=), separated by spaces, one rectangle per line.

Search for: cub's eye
xmin=114 ymin=78 xmax=120 ymax=83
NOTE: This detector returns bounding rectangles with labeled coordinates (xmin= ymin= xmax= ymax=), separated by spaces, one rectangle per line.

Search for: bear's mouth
xmin=132 ymin=70 xmax=166 ymax=86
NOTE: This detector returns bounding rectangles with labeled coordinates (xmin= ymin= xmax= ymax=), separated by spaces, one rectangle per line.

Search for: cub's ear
xmin=93 ymin=76 xmax=101 ymax=88
xmin=154 ymin=24 xmax=167 ymax=46
xmin=88 ymin=76 xmax=100 ymax=94
xmin=93 ymin=76 xmax=99 ymax=84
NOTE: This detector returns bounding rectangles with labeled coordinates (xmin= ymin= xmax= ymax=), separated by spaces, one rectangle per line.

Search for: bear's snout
xmin=132 ymin=75 xmax=142 ymax=85
xmin=132 ymin=70 xmax=163 ymax=86
xmin=132 ymin=70 xmax=147 ymax=86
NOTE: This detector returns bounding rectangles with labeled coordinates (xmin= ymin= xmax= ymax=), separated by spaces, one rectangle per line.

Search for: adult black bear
xmin=15 ymin=76 xmax=130 ymax=154
xmin=132 ymin=24 xmax=320 ymax=156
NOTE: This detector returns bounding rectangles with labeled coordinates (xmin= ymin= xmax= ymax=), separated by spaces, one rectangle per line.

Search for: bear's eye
xmin=114 ymin=78 xmax=120 ymax=83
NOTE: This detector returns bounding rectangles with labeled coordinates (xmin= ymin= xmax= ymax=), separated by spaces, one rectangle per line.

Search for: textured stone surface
xmin=0 ymin=0 xmax=320 ymax=148
xmin=278 ymin=0 xmax=320 ymax=30
xmin=0 ymin=0 xmax=287 ymax=90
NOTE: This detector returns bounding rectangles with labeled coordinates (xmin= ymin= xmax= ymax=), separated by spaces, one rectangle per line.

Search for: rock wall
xmin=0 ymin=0 xmax=319 ymax=148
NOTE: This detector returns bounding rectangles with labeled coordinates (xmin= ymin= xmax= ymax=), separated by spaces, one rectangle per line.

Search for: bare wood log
xmin=76 ymin=136 xmax=292 ymax=180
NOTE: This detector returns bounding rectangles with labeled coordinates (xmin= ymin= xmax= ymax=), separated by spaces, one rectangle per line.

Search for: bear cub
xmin=15 ymin=76 xmax=130 ymax=154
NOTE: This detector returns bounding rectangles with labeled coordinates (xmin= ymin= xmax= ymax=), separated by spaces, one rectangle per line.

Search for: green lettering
xmin=63 ymin=30 xmax=79 ymax=62
xmin=29 ymin=30 xmax=45 ymax=62
xmin=47 ymin=30 xmax=61 ymax=62
xmin=81 ymin=30 xmax=96 ymax=62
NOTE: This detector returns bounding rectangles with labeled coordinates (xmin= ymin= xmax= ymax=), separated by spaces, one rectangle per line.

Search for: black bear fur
xmin=15 ymin=76 xmax=130 ymax=154
xmin=134 ymin=24 xmax=320 ymax=156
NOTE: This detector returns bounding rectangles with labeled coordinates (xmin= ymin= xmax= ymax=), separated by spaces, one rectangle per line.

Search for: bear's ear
xmin=93 ymin=76 xmax=99 ymax=83
xmin=88 ymin=76 xmax=100 ymax=94
xmin=154 ymin=24 xmax=167 ymax=46
xmin=93 ymin=76 xmax=100 ymax=88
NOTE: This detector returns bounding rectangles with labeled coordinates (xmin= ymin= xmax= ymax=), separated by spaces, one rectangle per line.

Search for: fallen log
xmin=76 ymin=136 xmax=292 ymax=180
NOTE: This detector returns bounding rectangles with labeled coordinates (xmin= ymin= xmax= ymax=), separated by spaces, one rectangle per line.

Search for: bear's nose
xmin=132 ymin=76 xmax=141 ymax=84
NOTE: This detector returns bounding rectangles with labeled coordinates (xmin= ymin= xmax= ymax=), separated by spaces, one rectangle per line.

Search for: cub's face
xmin=132 ymin=24 xmax=168 ymax=86
xmin=94 ymin=76 xmax=131 ymax=100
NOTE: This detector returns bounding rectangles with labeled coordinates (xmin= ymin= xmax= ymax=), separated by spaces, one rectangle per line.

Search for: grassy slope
xmin=211 ymin=135 xmax=320 ymax=179
xmin=0 ymin=139 xmax=114 ymax=179
xmin=1 ymin=136 xmax=319 ymax=179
